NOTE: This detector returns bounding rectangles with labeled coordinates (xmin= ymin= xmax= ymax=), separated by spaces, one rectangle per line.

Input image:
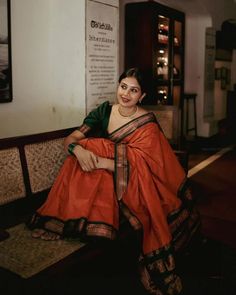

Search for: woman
xmin=27 ymin=68 xmax=200 ymax=295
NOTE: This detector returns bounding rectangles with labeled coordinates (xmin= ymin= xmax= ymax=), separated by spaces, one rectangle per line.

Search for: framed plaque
xmin=86 ymin=0 xmax=119 ymax=113
xmin=0 ymin=0 xmax=12 ymax=103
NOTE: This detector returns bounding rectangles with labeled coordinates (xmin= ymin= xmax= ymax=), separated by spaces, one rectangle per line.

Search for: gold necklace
xmin=118 ymin=105 xmax=138 ymax=118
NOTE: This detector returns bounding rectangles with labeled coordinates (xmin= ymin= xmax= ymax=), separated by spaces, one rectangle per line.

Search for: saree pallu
xmin=27 ymin=113 xmax=200 ymax=295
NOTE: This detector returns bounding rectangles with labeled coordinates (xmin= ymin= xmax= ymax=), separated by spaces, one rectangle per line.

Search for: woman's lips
xmin=121 ymin=98 xmax=130 ymax=103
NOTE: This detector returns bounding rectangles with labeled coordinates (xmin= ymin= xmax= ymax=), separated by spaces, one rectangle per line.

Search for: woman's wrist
xmin=67 ymin=142 xmax=78 ymax=155
xmin=107 ymin=159 xmax=115 ymax=172
xmin=97 ymin=157 xmax=114 ymax=172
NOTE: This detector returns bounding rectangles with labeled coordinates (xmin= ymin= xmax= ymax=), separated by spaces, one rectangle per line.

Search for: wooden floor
xmin=182 ymin=134 xmax=236 ymax=295
xmin=1 ymin=133 xmax=236 ymax=295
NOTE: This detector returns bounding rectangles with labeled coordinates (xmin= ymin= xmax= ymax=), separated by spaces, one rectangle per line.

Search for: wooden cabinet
xmin=125 ymin=1 xmax=185 ymax=109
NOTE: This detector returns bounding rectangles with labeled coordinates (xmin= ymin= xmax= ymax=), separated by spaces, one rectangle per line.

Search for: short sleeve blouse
xmin=78 ymin=100 xmax=112 ymax=138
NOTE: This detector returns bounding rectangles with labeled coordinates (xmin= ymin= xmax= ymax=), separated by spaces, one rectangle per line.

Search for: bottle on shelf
xmin=157 ymin=89 xmax=168 ymax=104
xmin=174 ymin=36 xmax=179 ymax=47
xmin=157 ymin=51 xmax=168 ymax=80
xmin=173 ymin=65 xmax=180 ymax=79
xmin=158 ymin=23 xmax=169 ymax=44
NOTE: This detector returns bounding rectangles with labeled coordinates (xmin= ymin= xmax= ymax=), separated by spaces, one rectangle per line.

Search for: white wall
xmin=1 ymin=0 xmax=235 ymax=139
xmin=0 ymin=0 xmax=86 ymax=139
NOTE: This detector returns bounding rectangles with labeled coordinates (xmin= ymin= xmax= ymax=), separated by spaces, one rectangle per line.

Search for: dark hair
xmin=118 ymin=67 xmax=146 ymax=94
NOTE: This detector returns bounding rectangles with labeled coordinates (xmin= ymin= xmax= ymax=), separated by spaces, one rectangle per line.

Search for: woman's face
xmin=117 ymin=77 xmax=145 ymax=107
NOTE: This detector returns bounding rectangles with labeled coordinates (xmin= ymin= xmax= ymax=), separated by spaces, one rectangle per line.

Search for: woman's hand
xmin=74 ymin=146 xmax=114 ymax=172
xmin=64 ymin=130 xmax=114 ymax=172
xmin=73 ymin=145 xmax=98 ymax=172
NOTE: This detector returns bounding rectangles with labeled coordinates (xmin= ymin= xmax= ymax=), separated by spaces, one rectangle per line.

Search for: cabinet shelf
xmin=156 ymin=78 xmax=182 ymax=84
xmin=125 ymin=1 xmax=185 ymax=108
xmin=173 ymin=79 xmax=182 ymax=84
xmin=156 ymin=79 xmax=169 ymax=84
xmin=157 ymin=40 xmax=169 ymax=46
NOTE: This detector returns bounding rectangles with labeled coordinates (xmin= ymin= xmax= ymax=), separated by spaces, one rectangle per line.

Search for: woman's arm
xmin=64 ymin=130 xmax=114 ymax=172
xmin=96 ymin=157 xmax=114 ymax=172
xmin=64 ymin=129 xmax=85 ymax=153
xmin=64 ymin=130 xmax=98 ymax=172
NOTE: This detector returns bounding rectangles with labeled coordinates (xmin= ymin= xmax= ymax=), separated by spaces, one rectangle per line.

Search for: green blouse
xmin=78 ymin=101 xmax=112 ymax=138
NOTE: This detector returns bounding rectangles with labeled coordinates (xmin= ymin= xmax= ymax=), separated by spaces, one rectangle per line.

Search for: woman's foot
xmin=32 ymin=228 xmax=46 ymax=238
xmin=32 ymin=228 xmax=60 ymax=240
xmin=40 ymin=231 xmax=60 ymax=241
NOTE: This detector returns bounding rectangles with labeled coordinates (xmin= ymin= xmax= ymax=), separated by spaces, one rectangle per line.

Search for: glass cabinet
xmin=125 ymin=1 xmax=185 ymax=109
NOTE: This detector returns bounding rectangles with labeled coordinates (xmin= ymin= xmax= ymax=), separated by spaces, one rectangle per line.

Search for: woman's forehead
xmin=120 ymin=77 xmax=141 ymax=88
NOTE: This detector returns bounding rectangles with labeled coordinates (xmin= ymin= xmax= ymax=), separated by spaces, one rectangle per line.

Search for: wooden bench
xmin=0 ymin=128 xmax=74 ymax=230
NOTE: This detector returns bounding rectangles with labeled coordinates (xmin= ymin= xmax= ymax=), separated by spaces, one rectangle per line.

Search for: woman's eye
xmin=131 ymin=88 xmax=138 ymax=93
xmin=121 ymin=85 xmax=127 ymax=90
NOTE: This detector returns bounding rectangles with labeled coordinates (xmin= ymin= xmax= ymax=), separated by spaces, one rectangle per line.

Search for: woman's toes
xmin=31 ymin=229 xmax=46 ymax=238
xmin=41 ymin=231 xmax=60 ymax=241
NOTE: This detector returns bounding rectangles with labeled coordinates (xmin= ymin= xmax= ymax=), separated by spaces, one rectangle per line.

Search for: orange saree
xmin=28 ymin=112 xmax=200 ymax=295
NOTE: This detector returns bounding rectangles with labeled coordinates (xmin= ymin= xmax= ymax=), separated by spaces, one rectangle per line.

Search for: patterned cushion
xmin=0 ymin=148 xmax=26 ymax=205
xmin=24 ymin=138 xmax=67 ymax=193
